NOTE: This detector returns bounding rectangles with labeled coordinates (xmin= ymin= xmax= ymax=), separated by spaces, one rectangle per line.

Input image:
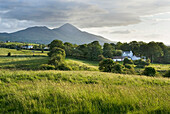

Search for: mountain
xmin=0 ymin=23 xmax=113 ymax=45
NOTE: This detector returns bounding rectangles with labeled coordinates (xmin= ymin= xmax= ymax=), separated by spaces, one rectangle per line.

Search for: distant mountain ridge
xmin=0 ymin=23 xmax=113 ymax=45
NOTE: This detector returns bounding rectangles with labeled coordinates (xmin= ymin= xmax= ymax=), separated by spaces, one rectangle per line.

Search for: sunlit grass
xmin=0 ymin=70 xmax=169 ymax=113
xmin=0 ymin=48 xmax=48 ymax=56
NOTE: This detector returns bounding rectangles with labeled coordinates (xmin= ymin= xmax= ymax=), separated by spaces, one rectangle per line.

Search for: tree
xmin=76 ymin=44 xmax=88 ymax=59
xmin=113 ymin=50 xmax=122 ymax=56
xmin=120 ymin=43 xmax=130 ymax=51
xmin=129 ymin=41 xmax=140 ymax=56
xmin=143 ymin=67 xmax=156 ymax=76
xmin=103 ymin=43 xmax=114 ymax=58
xmin=115 ymin=42 xmax=122 ymax=50
xmin=48 ymin=47 xmax=66 ymax=57
xmin=147 ymin=42 xmax=163 ymax=63
xmin=99 ymin=58 xmax=115 ymax=72
xmin=87 ymin=41 xmax=102 ymax=61
xmin=48 ymin=40 xmax=65 ymax=50
xmin=64 ymin=42 xmax=74 ymax=57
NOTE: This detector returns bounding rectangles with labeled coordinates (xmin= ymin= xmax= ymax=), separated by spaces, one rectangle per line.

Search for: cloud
xmin=0 ymin=0 xmax=170 ymax=30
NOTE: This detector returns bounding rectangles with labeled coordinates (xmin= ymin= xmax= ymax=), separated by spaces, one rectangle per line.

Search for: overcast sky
xmin=0 ymin=0 xmax=170 ymax=45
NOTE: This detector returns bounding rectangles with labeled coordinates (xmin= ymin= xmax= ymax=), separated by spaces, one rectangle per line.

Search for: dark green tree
xmin=103 ymin=43 xmax=114 ymax=58
xmin=48 ymin=40 xmax=65 ymax=50
xmin=64 ymin=42 xmax=74 ymax=57
xmin=87 ymin=41 xmax=102 ymax=61
xmin=147 ymin=42 xmax=163 ymax=63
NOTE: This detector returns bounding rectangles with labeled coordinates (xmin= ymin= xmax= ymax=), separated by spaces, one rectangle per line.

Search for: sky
xmin=0 ymin=0 xmax=170 ymax=45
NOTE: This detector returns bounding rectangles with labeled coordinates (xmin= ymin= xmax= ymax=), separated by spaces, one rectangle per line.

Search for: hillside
xmin=0 ymin=23 xmax=112 ymax=45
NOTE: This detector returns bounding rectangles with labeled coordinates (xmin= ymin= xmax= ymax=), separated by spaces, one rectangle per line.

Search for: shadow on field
xmin=0 ymin=57 xmax=49 ymax=70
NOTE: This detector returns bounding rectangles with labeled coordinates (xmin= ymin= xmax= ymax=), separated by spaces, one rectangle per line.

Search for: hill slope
xmin=0 ymin=23 xmax=112 ymax=44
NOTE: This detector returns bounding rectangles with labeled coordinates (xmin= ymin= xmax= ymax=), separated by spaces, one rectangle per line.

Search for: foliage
xmin=87 ymin=41 xmax=103 ymax=61
xmin=103 ymin=43 xmax=114 ymax=58
xmin=123 ymin=57 xmax=133 ymax=65
xmin=98 ymin=55 xmax=105 ymax=61
xmin=57 ymin=63 xmax=72 ymax=71
xmin=113 ymin=50 xmax=122 ymax=56
xmin=112 ymin=63 xmax=124 ymax=73
xmin=134 ymin=59 xmax=150 ymax=68
xmin=164 ymin=70 xmax=170 ymax=78
xmin=143 ymin=67 xmax=157 ymax=76
xmin=48 ymin=47 xmax=65 ymax=57
xmin=48 ymin=40 xmax=65 ymax=50
xmin=99 ymin=58 xmax=115 ymax=72
xmin=39 ymin=64 xmax=55 ymax=70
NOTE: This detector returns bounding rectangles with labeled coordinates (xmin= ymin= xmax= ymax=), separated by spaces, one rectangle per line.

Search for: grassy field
xmin=0 ymin=70 xmax=169 ymax=113
xmin=0 ymin=48 xmax=169 ymax=113
xmin=0 ymin=48 xmax=48 ymax=56
xmin=0 ymin=57 xmax=99 ymax=71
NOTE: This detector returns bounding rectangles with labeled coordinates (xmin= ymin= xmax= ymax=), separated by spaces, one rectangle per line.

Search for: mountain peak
xmin=56 ymin=23 xmax=80 ymax=32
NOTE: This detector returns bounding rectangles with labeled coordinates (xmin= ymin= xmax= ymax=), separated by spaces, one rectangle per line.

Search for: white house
xmin=122 ymin=51 xmax=133 ymax=57
xmin=113 ymin=50 xmax=141 ymax=61
xmin=22 ymin=45 xmax=33 ymax=49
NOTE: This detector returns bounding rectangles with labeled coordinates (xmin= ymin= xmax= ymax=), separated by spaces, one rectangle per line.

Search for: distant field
xmin=2 ymin=42 xmax=39 ymax=46
xmin=0 ymin=57 xmax=99 ymax=71
xmin=0 ymin=48 xmax=48 ymax=56
xmin=149 ymin=63 xmax=170 ymax=71
xmin=0 ymin=70 xmax=169 ymax=113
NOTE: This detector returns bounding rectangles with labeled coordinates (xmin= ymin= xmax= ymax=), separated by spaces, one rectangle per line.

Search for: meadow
xmin=0 ymin=48 xmax=169 ymax=113
xmin=0 ymin=48 xmax=48 ymax=56
xmin=0 ymin=70 xmax=169 ymax=113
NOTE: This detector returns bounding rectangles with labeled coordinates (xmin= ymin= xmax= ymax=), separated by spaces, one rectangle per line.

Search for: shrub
xmin=99 ymin=58 xmax=115 ymax=72
xmin=124 ymin=64 xmax=135 ymax=74
xmin=134 ymin=59 xmax=150 ymax=68
xmin=7 ymin=52 xmax=11 ymax=56
xmin=112 ymin=63 xmax=123 ymax=73
xmin=163 ymin=70 xmax=170 ymax=78
xmin=39 ymin=64 xmax=55 ymax=70
xmin=123 ymin=57 xmax=133 ymax=65
xmin=143 ymin=67 xmax=156 ymax=76
xmin=125 ymin=64 xmax=133 ymax=69
xmin=57 ymin=63 xmax=72 ymax=71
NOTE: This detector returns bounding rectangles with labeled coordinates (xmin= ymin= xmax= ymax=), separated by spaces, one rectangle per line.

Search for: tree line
xmin=49 ymin=40 xmax=170 ymax=64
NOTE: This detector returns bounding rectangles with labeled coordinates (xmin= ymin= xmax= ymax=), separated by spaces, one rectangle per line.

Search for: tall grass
xmin=0 ymin=70 xmax=169 ymax=113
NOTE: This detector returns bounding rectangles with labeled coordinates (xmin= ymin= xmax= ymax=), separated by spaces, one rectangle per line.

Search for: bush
xmin=134 ymin=59 xmax=150 ymax=68
xmin=39 ymin=64 xmax=55 ymax=70
xmin=7 ymin=52 xmax=11 ymax=56
xmin=123 ymin=57 xmax=133 ymax=65
xmin=57 ymin=63 xmax=72 ymax=71
xmin=143 ymin=67 xmax=156 ymax=76
xmin=164 ymin=70 xmax=170 ymax=78
xmin=112 ymin=63 xmax=123 ymax=73
xmin=125 ymin=64 xmax=133 ymax=69
xmin=99 ymin=58 xmax=115 ymax=72
xmin=124 ymin=64 xmax=135 ymax=74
